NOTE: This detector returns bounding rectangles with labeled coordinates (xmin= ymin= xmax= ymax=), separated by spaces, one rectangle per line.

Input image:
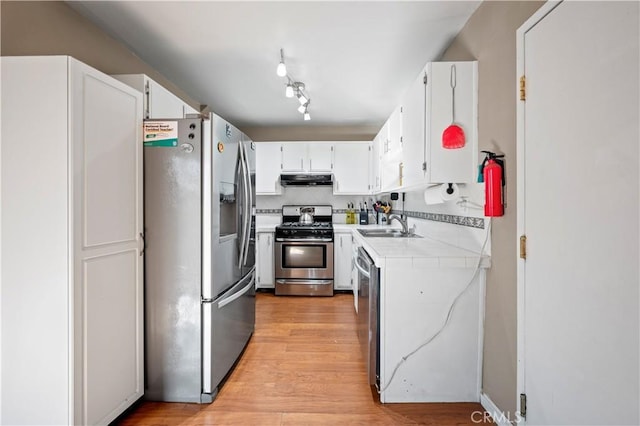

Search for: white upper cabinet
xmin=371 ymin=60 xmax=478 ymax=194
xmin=333 ymin=142 xmax=371 ymax=195
xmin=401 ymin=67 xmax=428 ymax=190
xmin=403 ymin=61 xmax=478 ymax=186
xmin=307 ymin=143 xmax=334 ymax=172
xmin=281 ymin=142 xmax=333 ymax=173
xmin=255 ymin=142 xmax=282 ymax=195
xmin=371 ymin=130 xmax=382 ymax=194
xmin=112 ymin=74 xmax=198 ymax=119
xmin=381 ymin=106 xmax=403 ymax=192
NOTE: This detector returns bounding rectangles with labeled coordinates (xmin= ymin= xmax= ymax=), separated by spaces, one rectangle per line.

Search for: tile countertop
xmin=336 ymin=224 xmax=491 ymax=270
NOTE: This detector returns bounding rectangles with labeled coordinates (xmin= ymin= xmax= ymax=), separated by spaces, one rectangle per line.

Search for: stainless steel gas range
xmin=274 ymin=205 xmax=334 ymax=296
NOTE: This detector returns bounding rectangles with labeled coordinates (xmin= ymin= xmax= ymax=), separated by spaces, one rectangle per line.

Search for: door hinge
xmin=520 ymin=235 xmax=527 ymax=260
xmin=520 ymin=393 xmax=527 ymax=419
xmin=520 ymin=75 xmax=526 ymax=101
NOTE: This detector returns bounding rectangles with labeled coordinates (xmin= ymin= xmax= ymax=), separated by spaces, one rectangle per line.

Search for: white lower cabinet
xmin=351 ymin=235 xmax=362 ymax=312
xmin=1 ymin=56 xmax=144 ymax=425
xmin=256 ymin=231 xmax=275 ymax=288
xmin=379 ymin=259 xmax=485 ymax=403
xmin=334 ymin=232 xmax=354 ymax=291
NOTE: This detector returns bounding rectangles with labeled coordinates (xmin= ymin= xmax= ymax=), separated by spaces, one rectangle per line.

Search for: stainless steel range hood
xmin=280 ymin=174 xmax=333 ymax=186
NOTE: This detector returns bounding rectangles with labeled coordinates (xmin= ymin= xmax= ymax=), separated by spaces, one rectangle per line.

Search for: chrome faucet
xmin=388 ymin=214 xmax=409 ymax=235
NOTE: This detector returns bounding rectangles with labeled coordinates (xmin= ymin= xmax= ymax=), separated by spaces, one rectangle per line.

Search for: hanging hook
xmin=450 ymin=64 xmax=457 ymax=123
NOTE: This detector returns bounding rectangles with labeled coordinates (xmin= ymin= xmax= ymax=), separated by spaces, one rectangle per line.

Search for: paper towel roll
xmin=423 ymin=183 xmax=460 ymax=205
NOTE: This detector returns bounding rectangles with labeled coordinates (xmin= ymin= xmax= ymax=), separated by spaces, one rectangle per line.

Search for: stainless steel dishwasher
xmin=355 ymin=246 xmax=380 ymax=390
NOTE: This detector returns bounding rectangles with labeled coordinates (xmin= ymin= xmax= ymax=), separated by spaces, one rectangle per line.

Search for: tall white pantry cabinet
xmin=1 ymin=56 xmax=144 ymax=425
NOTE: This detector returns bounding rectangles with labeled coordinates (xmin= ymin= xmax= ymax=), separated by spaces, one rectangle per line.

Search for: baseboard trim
xmin=481 ymin=392 xmax=513 ymax=426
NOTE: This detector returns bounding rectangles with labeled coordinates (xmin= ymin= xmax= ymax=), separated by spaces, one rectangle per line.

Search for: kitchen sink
xmin=357 ymin=229 xmax=422 ymax=238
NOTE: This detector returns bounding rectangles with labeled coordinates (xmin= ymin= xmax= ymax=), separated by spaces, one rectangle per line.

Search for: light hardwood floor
xmin=115 ymin=292 xmax=493 ymax=425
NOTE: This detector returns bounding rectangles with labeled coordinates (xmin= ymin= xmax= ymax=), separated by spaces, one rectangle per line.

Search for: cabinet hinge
xmin=368 ymin=146 xmax=371 ymax=152
xmin=280 ymin=146 xmax=283 ymax=152
xmin=423 ymin=74 xmax=428 ymax=85
xmin=520 ymin=393 xmax=527 ymax=419
xmin=520 ymin=75 xmax=526 ymax=101
xmin=144 ymin=81 xmax=150 ymax=119
xmin=520 ymin=235 xmax=527 ymax=260
xmin=422 ymin=162 xmax=427 ymax=172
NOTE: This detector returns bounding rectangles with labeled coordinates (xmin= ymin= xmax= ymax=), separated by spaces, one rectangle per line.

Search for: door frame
xmin=515 ymin=1 xmax=562 ymax=423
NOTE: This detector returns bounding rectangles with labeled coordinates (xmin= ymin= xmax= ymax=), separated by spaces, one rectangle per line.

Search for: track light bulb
xmin=297 ymin=93 xmax=308 ymax=105
xmin=285 ymin=84 xmax=294 ymax=98
xmin=276 ymin=48 xmax=287 ymax=77
xmin=277 ymin=61 xmax=287 ymax=77
xmin=298 ymin=104 xmax=306 ymax=114
xmin=304 ymin=111 xmax=311 ymax=121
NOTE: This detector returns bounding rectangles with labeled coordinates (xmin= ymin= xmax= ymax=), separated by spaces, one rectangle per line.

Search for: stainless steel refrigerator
xmin=143 ymin=114 xmax=255 ymax=403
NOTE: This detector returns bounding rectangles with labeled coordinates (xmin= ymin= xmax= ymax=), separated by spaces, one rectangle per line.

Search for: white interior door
xmin=518 ymin=2 xmax=639 ymax=424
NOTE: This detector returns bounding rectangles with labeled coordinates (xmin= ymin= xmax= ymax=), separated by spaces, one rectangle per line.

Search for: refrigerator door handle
xmin=217 ymin=269 xmax=255 ymax=309
xmin=238 ymin=141 xmax=250 ymax=268
xmin=237 ymin=142 xmax=248 ymax=269
xmin=241 ymin=141 xmax=252 ymax=266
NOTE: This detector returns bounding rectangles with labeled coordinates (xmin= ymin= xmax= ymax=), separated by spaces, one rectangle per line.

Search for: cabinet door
xmin=334 ymin=233 xmax=353 ymax=290
xmin=256 ymin=232 xmax=274 ymax=288
xmin=351 ymin=236 xmax=361 ymax=312
xmin=425 ymin=61 xmax=478 ymax=183
xmin=381 ymin=107 xmax=403 ymax=191
xmin=371 ymin=131 xmax=382 ymax=194
xmin=147 ymin=79 xmax=186 ymax=119
xmin=402 ymin=68 xmax=427 ymax=190
xmin=183 ymin=102 xmax=199 ymax=117
xmin=307 ymin=143 xmax=334 ymax=172
xmin=333 ymin=143 xmax=371 ymax=195
xmin=71 ymin=59 xmax=144 ymax=425
xmin=255 ymin=143 xmax=282 ymax=194
xmin=281 ymin=142 xmax=307 ymax=172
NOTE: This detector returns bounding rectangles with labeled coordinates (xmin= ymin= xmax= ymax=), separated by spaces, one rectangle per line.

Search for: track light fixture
xmin=276 ymin=49 xmax=287 ymax=77
xmin=276 ymin=48 xmax=312 ymax=121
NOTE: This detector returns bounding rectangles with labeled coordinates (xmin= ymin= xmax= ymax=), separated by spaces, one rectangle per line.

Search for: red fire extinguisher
xmin=479 ymin=151 xmax=505 ymax=217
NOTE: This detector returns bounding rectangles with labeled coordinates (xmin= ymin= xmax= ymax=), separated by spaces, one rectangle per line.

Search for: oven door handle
xmin=355 ymin=257 xmax=371 ymax=278
xmin=275 ymin=279 xmax=334 ymax=286
xmin=275 ymin=238 xmax=333 ymax=243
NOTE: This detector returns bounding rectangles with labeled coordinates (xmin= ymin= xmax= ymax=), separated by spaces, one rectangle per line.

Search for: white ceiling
xmin=69 ymin=1 xmax=480 ymax=130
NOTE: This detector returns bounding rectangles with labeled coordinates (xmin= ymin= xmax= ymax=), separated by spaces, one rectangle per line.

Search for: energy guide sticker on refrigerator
xmin=143 ymin=120 xmax=178 ymax=146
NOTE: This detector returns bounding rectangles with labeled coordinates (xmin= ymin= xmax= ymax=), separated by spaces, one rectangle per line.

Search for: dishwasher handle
xmin=355 ymin=255 xmax=371 ymax=278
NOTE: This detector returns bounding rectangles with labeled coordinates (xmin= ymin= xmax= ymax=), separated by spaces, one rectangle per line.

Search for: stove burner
xmin=280 ymin=222 xmax=332 ymax=228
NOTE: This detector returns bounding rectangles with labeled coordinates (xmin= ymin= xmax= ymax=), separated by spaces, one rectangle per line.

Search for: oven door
xmin=274 ymin=240 xmax=334 ymax=280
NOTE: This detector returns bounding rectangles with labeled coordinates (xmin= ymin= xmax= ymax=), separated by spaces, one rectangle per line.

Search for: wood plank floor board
xmin=114 ymin=292 xmax=493 ymax=425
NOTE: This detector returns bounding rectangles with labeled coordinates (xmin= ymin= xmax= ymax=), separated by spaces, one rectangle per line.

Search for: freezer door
xmin=202 ymin=268 xmax=256 ymax=399
xmin=144 ymin=118 xmax=203 ymax=403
